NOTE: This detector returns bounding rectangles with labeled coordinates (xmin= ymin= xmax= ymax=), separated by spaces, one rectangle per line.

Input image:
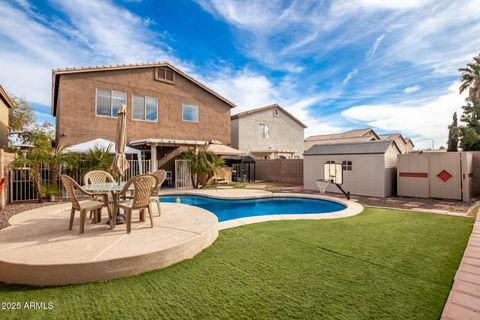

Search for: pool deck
xmin=0 ymin=189 xmax=363 ymax=286
xmin=0 ymin=202 xmax=218 ymax=286
xmin=159 ymin=189 xmax=364 ymax=230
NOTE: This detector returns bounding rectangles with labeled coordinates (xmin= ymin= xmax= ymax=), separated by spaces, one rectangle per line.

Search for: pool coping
xmin=159 ymin=190 xmax=364 ymax=230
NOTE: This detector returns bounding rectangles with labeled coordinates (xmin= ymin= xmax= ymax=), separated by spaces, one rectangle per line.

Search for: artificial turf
xmin=0 ymin=208 xmax=473 ymax=320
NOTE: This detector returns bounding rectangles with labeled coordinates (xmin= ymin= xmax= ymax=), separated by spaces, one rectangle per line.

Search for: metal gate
xmin=175 ymin=159 xmax=192 ymax=189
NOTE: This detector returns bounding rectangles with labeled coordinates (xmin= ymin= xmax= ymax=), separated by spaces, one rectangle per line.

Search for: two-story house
xmin=231 ymin=104 xmax=306 ymax=159
xmin=51 ymin=62 xmax=236 ymax=172
xmin=0 ymin=85 xmax=14 ymax=150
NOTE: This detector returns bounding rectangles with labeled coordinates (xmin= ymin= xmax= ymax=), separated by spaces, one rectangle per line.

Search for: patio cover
xmin=207 ymin=140 xmax=245 ymax=156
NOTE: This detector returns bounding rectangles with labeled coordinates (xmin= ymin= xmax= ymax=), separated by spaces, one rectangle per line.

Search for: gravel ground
xmin=0 ymin=201 xmax=65 ymax=230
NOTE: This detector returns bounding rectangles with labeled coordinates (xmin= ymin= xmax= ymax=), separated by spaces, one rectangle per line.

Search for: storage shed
xmin=303 ymin=141 xmax=400 ymax=197
xmin=397 ymin=152 xmax=473 ymax=202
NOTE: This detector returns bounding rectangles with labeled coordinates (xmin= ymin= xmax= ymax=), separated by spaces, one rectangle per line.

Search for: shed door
xmin=428 ymin=153 xmax=462 ymax=200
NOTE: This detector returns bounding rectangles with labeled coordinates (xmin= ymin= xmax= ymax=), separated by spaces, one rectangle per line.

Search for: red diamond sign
xmin=437 ymin=170 xmax=452 ymax=182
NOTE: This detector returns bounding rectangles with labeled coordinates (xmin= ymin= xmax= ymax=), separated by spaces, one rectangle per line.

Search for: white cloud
xmin=367 ymin=33 xmax=386 ymax=60
xmin=341 ymin=83 xmax=465 ymax=145
xmin=0 ymin=0 xmax=188 ymax=106
xmin=342 ymin=69 xmax=358 ymax=85
xmin=403 ymin=85 xmax=421 ymax=94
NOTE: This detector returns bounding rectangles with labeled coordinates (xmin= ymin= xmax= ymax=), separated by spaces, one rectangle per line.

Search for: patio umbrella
xmin=112 ymin=104 xmax=129 ymax=181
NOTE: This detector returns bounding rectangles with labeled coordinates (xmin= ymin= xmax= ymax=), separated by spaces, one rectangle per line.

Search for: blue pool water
xmin=160 ymin=195 xmax=346 ymax=222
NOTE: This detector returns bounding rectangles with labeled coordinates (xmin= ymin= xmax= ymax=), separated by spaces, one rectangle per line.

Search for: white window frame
xmin=273 ymin=108 xmax=279 ymax=117
xmin=182 ymin=104 xmax=199 ymax=123
xmin=259 ymin=123 xmax=269 ymax=139
xmin=132 ymin=94 xmax=158 ymax=122
xmin=95 ymin=88 xmax=126 ymax=118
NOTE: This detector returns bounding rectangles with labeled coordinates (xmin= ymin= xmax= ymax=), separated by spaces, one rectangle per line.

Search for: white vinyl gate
xmin=175 ymin=159 xmax=192 ymax=189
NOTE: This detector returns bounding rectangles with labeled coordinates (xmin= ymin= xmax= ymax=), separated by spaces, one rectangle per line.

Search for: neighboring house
xmin=304 ymin=128 xmax=379 ymax=151
xmin=231 ymin=104 xmax=306 ymax=159
xmin=0 ymin=85 xmax=15 ymax=150
xmin=379 ymin=134 xmax=414 ymax=154
xmin=303 ymin=141 xmax=400 ymax=197
xmin=305 ymin=128 xmax=414 ymax=154
xmin=51 ymin=62 xmax=236 ymax=172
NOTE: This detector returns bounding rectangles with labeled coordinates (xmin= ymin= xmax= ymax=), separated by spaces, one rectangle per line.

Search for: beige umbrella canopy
xmin=206 ymin=140 xmax=245 ymax=156
xmin=112 ymin=104 xmax=129 ymax=180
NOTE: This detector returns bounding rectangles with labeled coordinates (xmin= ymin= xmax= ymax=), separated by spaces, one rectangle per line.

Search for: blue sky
xmin=1 ymin=0 xmax=479 ymax=149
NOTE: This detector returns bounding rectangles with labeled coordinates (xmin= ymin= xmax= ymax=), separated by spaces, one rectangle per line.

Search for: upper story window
xmin=273 ymin=108 xmax=279 ymax=117
xmin=133 ymin=95 xmax=158 ymax=122
xmin=342 ymin=160 xmax=352 ymax=171
xmin=182 ymin=104 xmax=199 ymax=122
xmin=259 ymin=123 xmax=269 ymax=139
xmin=96 ymin=88 xmax=126 ymax=117
xmin=155 ymin=67 xmax=175 ymax=84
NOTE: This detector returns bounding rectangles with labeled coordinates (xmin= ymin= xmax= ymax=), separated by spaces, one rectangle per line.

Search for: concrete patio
xmin=0 ymin=202 xmax=218 ymax=286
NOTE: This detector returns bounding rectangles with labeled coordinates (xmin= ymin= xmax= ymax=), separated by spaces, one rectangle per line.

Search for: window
xmin=96 ymin=88 xmax=126 ymax=117
xmin=273 ymin=108 xmax=279 ymax=117
xmin=182 ymin=104 xmax=199 ymax=122
xmin=342 ymin=161 xmax=352 ymax=171
xmin=155 ymin=67 xmax=175 ymax=83
xmin=259 ymin=124 xmax=269 ymax=138
xmin=133 ymin=95 xmax=158 ymax=121
xmin=326 ymin=161 xmax=335 ymax=164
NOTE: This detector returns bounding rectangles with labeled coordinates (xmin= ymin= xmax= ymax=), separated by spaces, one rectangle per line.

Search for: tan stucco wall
xmin=55 ymin=67 xmax=232 ymax=146
xmin=232 ymin=108 xmax=304 ymax=159
xmin=0 ymin=100 xmax=9 ymax=150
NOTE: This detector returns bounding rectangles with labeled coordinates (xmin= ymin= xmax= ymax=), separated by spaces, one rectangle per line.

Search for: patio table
xmin=83 ymin=182 xmax=134 ymax=228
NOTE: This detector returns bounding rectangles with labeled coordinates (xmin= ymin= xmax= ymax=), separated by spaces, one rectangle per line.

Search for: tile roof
xmin=304 ymin=140 xmax=399 ymax=155
xmin=231 ymin=103 xmax=307 ymax=128
xmin=305 ymin=128 xmax=377 ymax=142
xmin=51 ymin=61 xmax=236 ymax=115
xmin=379 ymin=133 xmax=407 ymax=144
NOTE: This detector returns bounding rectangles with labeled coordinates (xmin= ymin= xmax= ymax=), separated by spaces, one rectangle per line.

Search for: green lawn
xmin=0 ymin=208 xmax=473 ymax=320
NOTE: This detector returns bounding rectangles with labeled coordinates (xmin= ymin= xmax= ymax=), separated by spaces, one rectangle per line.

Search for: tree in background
xmin=9 ymin=96 xmax=35 ymax=132
xmin=447 ymin=112 xmax=459 ymax=151
xmin=459 ymin=53 xmax=480 ymax=103
xmin=455 ymin=54 xmax=480 ymax=150
xmin=11 ymin=131 xmax=53 ymax=202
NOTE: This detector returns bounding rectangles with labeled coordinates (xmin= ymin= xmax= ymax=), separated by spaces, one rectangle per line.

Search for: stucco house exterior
xmin=51 ymin=62 xmax=236 ymax=172
xmin=231 ymin=104 xmax=306 ymax=159
xmin=0 ymin=85 xmax=14 ymax=150
xmin=303 ymin=140 xmax=400 ymax=197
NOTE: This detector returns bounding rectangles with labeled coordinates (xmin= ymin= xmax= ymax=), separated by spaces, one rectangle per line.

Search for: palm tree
xmin=83 ymin=146 xmax=114 ymax=172
xmin=180 ymin=148 xmax=224 ymax=188
xmin=459 ymin=53 xmax=480 ymax=102
xmin=49 ymin=144 xmax=79 ymax=187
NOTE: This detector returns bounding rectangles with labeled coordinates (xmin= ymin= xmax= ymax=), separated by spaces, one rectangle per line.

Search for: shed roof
xmin=231 ymin=103 xmax=307 ymax=128
xmin=304 ymin=140 xmax=399 ymax=155
xmin=51 ymin=61 xmax=236 ymax=116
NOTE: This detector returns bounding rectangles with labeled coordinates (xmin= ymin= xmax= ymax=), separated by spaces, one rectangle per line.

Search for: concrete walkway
xmin=442 ymin=212 xmax=480 ymax=319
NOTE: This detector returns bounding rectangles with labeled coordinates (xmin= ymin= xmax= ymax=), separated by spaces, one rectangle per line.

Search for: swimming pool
xmin=160 ymin=195 xmax=346 ymax=222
